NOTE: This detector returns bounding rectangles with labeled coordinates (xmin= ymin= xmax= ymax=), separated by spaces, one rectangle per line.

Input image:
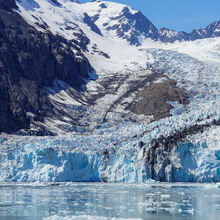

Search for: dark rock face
xmin=190 ymin=29 xmax=205 ymax=41
xmin=131 ymin=80 xmax=189 ymax=120
xmin=144 ymin=119 xmax=220 ymax=182
xmin=0 ymin=0 xmax=17 ymax=11
xmin=0 ymin=1 xmax=90 ymax=134
xmin=50 ymin=0 xmax=62 ymax=7
xmin=131 ymin=10 xmax=158 ymax=43
xmin=99 ymin=3 xmax=107 ymax=9
xmin=83 ymin=13 xmax=103 ymax=36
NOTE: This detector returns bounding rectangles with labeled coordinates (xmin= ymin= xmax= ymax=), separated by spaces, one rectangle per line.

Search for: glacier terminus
xmin=0 ymin=0 xmax=219 ymax=184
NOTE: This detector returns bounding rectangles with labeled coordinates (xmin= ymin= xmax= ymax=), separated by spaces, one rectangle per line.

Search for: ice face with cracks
xmin=0 ymin=0 xmax=219 ymax=182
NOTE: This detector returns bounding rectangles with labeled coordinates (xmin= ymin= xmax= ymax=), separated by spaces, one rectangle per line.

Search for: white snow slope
xmin=0 ymin=0 xmax=219 ymax=182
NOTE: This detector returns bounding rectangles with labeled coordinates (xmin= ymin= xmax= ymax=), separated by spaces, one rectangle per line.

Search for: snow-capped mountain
xmin=0 ymin=0 xmax=219 ymax=183
xmin=191 ymin=21 xmax=220 ymax=40
xmin=159 ymin=21 xmax=220 ymax=43
xmin=158 ymin=28 xmax=189 ymax=43
xmin=15 ymin=0 xmax=220 ymax=46
xmin=82 ymin=1 xmax=158 ymax=45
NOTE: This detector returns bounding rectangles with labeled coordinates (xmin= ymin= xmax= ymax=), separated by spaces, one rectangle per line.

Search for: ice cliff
xmin=0 ymin=0 xmax=219 ymax=183
xmin=0 ymin=113 xmax=219 ymax=182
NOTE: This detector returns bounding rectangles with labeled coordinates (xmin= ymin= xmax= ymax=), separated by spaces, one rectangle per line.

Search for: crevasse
xmin=0 ymin=129 xmax=219 ymax=183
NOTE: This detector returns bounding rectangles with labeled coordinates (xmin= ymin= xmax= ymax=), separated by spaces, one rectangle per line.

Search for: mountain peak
xmin=81 ymin=1 xmax=158 ymax=45
xmin=15 ymin=0 xmax=220 ymax=44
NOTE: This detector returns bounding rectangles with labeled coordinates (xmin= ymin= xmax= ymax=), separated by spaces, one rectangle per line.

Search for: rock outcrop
xmin=0 ymin=0 xmax=90 ymax=134
xmin=131 ymin=79 xmax=189 ymax=120
xmin=144 ymin=119 xmax=220 ymax=182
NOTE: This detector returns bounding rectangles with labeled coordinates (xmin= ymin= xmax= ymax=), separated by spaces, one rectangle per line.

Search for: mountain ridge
xmin=32 ymin=0 xmax=220 ymax=44
xmin=159 ymin=20 xmax=220 ymax=43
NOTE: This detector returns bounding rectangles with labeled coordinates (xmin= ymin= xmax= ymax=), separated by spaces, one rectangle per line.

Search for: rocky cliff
xmin=0 ymin=0 xmax=90 ymax=134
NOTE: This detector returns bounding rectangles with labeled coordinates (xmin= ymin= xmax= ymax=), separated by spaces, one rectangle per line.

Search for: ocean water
xmin=0 ymin=183 xmax=220 ymax=220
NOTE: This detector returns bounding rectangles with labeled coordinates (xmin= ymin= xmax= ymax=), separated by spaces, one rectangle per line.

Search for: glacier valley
xmin=0 ymin=0 xmax=219 ymax=183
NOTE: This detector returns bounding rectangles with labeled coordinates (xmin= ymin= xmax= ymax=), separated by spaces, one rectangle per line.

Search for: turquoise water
xmin=0 ymin=183 xmax=220 ymax=220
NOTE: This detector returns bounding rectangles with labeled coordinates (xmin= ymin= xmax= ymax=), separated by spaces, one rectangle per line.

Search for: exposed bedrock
xmin=131 ymin=79 xmax=189 ymax=120
xmin=0 ymin=1 xmax=91 ymax=134
xmin=144 ymin=120 xmax=220 ymax=182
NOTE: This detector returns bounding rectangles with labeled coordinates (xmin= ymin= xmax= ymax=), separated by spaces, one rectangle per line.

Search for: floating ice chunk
xmin=43 ymin=215 xmax=142 ymax=220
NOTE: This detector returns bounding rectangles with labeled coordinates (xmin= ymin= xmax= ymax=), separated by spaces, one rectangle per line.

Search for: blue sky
xmin=79 ymin=0 xmax=220 ymax=32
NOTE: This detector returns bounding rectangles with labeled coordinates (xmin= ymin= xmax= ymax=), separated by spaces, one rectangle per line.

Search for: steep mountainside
xmin=0 ymin=0 xmax=218 ymax=134
xmin=0 ymin=0 xmax=219 ymax=135
xmin=0 ymin=0 xmax=91 ymax=134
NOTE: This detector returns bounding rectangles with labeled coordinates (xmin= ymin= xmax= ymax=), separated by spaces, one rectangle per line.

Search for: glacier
xmin=0 ymin=112 xmax=219 ymax=182
xmin=0 ymin=0 xmax=219 ymax=183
